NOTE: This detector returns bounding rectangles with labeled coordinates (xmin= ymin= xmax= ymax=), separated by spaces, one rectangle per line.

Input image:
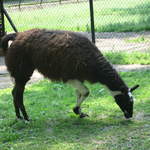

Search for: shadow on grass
xmin=96 ymin=3 xmax=150 ymax=33
xmin=110 ymin=2 xmax=150 ymax=16
xmin=96 ymin=16 xmax=150 ymax=33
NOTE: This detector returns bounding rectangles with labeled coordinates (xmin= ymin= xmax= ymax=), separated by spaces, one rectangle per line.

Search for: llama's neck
xmin=96 ymin=57 xmax=128 ymax=92
xmin=103 ymin=72 xmax=128 ymax=92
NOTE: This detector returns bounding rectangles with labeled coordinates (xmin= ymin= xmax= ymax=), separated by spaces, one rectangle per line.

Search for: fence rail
xmin=5 ymin=0 xmax=85 ymax=8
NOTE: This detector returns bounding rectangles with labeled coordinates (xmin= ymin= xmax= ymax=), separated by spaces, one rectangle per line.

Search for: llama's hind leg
xmin=12 ymin=69 xmax=34 ymax=121
xmin=67 ymin=80 xmax=89 ymax=118
xmin=12 ymin=87 xmax=21 ymax=119
xmin=12 ymin=82 xmax=28 ymax=121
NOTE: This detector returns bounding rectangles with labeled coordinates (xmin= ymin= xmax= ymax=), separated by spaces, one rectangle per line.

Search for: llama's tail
xmin=0 ymin=33 xmax=17 ymax=55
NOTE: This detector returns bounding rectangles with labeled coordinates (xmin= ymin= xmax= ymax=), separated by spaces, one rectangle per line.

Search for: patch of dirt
xmin=84 ymin=31 xmax=150 ymax=52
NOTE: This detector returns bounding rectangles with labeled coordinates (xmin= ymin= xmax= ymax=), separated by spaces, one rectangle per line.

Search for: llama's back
xmin=30 ymin=29 xmax=105 ymax=82
xmin=4 ymin=29 xmax=113 ymax=83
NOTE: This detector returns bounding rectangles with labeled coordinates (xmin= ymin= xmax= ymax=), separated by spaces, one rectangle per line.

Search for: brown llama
xmin=1 ymin=29 xmax=139 ymax=121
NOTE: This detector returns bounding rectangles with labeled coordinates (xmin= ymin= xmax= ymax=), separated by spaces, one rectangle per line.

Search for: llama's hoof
xmin=73 ymin=106 xmax=81 ymax=115
xmin=17 ymin=116 xmax=23 ymax=120
xmin=24 ymin=117 xmax=30 ymax=122
xmin=24 ymin=120 xmax=30 ymax=124
xmin=16 ymin=116 xmax=30 ymax=122
xmin=79 ymin=113 xmax=89 ymax=118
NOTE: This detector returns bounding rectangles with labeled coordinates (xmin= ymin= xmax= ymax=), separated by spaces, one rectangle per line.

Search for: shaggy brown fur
xmin=2 ymin=29 xmax=127 ymax=89
xmin=1 ymin=29 xmax=137 ymax=121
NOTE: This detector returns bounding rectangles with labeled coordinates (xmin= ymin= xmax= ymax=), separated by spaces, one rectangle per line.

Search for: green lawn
xmin=1 ymin=1 xmax=150 ymax=149
xmin=0 ymin=71 xmax=150 ymax=150
xmin=104 ymin=52 xmax=150 ymax=65
xmin=125 ymin=36 xmax=150 ymax=43
xmin=4 ymin=0 xmax=150 ymax=32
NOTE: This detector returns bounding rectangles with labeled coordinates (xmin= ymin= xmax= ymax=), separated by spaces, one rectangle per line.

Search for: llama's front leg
xmin=68 ymin=80 xmax=89 ymax=118
xmin=73 ymin=89 xmax=89 ymax=118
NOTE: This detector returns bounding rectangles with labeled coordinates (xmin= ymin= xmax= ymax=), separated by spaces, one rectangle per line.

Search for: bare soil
xmin=92 ymin=31 xmax=150 ymax=52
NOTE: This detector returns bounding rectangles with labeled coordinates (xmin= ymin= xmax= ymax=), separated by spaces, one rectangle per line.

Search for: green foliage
xmin=0 ymin=71 xmax=150 ymax=150
xmin=104 ymin=52 xmax=150 ymax=64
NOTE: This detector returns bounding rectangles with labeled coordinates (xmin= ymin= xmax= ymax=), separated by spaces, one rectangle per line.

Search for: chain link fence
xmin=93 ymin=0 xmax=150 ymax=52
xmin=4 ymin=0 xmax=90 ymax=32
xmin=2 ymin=0 xmax=150 ymax=52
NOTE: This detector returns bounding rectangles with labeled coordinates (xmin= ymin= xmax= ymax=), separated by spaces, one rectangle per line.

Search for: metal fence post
xmin=0 ymin=0 xmax=5 ymax=38
xmin=19 ymin=0 xmax=22 ymax=9
xmin=3 ymin=8 xmax=18 ymax=32
xmin=89 ymin=0 xmax=95 ymax=43
xmin=0 ymin=0 xmax=18 ymax=35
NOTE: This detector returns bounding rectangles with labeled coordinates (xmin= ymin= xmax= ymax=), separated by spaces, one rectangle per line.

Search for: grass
xmin=125 ymin=36 xmax=150 ymax=43
xmin=0 ymin=71 xmax=150 ymax=150
xmin=104 ymin=51 xmax=150 ymax=65
xmin=4 ymin=0 xmax=150 ymax=32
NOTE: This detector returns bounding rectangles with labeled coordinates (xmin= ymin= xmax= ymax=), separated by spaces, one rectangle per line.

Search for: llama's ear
xmin=130 ymin=85 xmax=139 ymax=92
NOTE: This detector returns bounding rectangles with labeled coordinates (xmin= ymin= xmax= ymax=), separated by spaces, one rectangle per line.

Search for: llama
xmin=1 ymin=29 xmax=139 ymax=121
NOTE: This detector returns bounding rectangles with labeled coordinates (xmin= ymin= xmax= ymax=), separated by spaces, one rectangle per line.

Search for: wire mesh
xmin=4 ymin=0 xmax=90 ymax=33
xmin=93 ymin=0 xmax=150 ymax=52
xmin=2 ymin=0 xmax=150 ymax=52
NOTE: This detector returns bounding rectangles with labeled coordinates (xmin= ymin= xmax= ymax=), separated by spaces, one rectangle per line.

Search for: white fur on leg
xmin=67 ymin=80 xmax=89 ymax=107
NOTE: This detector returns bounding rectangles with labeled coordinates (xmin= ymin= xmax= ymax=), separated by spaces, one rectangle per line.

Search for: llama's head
xmin=113 ymin=85 xmax=139 ymax=119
